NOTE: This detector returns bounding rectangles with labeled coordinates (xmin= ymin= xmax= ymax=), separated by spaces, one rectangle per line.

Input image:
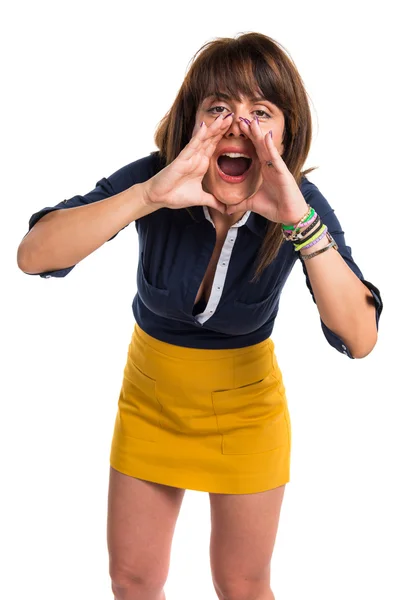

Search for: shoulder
xmin=300 ymin=174 xmax=320 ymax=198
xmin=300 ymin=174 xmax=334 ymax=216
xmin=106 ymin=151 xmax=165 ymax=192
xmin=128 ymin=151 xmax=165 ymax=181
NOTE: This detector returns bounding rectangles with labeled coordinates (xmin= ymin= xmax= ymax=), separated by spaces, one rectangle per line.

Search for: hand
xmin=226 ymin=118 xmax=309 ymax=225
xmin=143 ymin=114 xmax=234 ymax=213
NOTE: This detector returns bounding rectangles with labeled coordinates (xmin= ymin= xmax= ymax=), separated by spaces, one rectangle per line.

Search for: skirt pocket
xmin=118 ymin=359 xmax=163 ymax=443
xmin=211 ymin=371 xmax=289 ymax=455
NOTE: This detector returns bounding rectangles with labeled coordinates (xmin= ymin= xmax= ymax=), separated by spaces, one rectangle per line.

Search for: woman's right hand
xmin=143 ymin=113 xmax=234 ymax=213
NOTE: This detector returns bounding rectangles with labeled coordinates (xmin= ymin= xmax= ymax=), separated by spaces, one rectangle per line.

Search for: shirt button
xmin=222 ymin=262 xmax=226 ymax=266
xmin=230 ymin=238 xmax=234 ymax=242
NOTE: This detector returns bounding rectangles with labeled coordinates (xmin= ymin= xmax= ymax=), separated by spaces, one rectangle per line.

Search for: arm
xmin=17 ymin=155 xmax=159 ymax=278
xmin=298 ymin=181 xmax=383 ymax=359
xmin=17 ymin=183 xmax=156 ymax=277
xmin=300 ymin=232 xmax=379 ymax=359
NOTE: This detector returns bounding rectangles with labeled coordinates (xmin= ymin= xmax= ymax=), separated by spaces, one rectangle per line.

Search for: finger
xmin=179 ymin=120 xmax=210 ymax=160
xmin=226 ymin=199 xmax=250 ymax=216
xmin=182 ymin=115 xmax=225 ymax=156
xmin=201 ymin=113 xmax=234 ymax=154
xmin=182 ymin=114 xmax=232 ymax=161
xmin=239 ymin=120 xmax=285 ymax=172
xmin=264 ymin=130 xmax=286 ymax=173
xmin=239 ymin=117 xmax=270 ymax=162
xmin=198 ymin=192 xmax=227 ymax=213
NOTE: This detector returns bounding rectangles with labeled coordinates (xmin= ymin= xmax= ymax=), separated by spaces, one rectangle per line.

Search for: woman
xmin=18 ymin=32 xmax=382 ymax=600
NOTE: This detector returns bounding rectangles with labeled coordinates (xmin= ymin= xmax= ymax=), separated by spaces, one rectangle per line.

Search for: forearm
xmin=17 ymin=182 xmax=156 ymax=274
xmin=299 ymin=236 xmax=378 ymax=358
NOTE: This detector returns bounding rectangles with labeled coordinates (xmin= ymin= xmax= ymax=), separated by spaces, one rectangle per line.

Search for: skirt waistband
xmin=133 ymin=322 xmax=273 ymax=361
xmin=130 ymin=323 xmax=277 ymax=391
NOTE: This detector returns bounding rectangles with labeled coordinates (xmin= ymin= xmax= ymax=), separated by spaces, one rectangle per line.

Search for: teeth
xmin=220 ymin=152 xmax=251 ymax=159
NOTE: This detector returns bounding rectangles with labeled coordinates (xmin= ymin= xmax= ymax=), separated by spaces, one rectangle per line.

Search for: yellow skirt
xmin=110 ymin=323 xmax=292 ymax=494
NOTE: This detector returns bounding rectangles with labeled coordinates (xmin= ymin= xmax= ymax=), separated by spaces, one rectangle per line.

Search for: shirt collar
xmin=189 ymin=206 xmax=267 ymax=238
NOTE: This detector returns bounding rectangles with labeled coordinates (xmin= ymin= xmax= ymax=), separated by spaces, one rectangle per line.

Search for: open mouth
xmin=216 ymin=153 xmax=253 ymax=183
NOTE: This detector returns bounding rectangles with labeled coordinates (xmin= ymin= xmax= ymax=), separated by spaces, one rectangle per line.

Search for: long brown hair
xmin=154 ymin=32 xmax=318 ymax=281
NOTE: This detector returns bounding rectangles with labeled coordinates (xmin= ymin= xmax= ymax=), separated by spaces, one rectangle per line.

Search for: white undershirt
xmin=194 ymin=207 xmax=251 ymax=324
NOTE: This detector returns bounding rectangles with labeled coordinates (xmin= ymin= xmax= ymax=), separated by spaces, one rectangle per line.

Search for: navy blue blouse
xmin=25 ymin=152 xmax=383 ymax=358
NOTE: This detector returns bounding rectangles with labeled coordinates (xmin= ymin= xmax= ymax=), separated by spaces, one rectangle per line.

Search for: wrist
xmin=281 ymin=203 xmax=310 ymax=227
xmin=138 ymin=181 xmax=154 ymax=207
xmin=133 ymin=182 xmax=160 ymax=217
xmin=299 ymin=232 xmax=329 ymax=255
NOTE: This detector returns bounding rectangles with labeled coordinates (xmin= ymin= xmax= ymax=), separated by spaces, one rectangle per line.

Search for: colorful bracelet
xmin=284 ymin=213 xmax=320 ymax=242
xmin=281 ymin=205 xmax=313 ymax=233
xmin=281 ymin=205 xmax=336 ymax=255
xmin=297 ymin=212 xmax=317 ymax=228
xmin=299 ymin=233 xmax=338 ymax=261
xmin=284 ymin=220 xmax=319 ymax=243
xmin=294 ymin=224 xmax=328 ymax=251
xmin=293 ymin=225 xmax=325 ymax=249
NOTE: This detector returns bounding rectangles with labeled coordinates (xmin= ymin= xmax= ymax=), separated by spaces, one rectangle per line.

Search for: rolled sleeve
xmin=24 ymin=160 xmax=142 ymax=278
xmin=299 ymin=179 xmax=383 ymax=358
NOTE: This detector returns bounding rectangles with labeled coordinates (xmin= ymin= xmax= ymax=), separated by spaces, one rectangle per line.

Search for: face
xmin=192 ymin=93 xmax=285 ymax=206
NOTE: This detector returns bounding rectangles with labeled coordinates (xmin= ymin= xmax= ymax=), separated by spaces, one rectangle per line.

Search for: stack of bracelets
xmin=281 ymin=204 xmax=339 ymax=261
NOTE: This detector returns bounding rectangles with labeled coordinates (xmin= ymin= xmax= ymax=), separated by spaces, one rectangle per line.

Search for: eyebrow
xmin=209 ymin=92 xmax=269 ymax=104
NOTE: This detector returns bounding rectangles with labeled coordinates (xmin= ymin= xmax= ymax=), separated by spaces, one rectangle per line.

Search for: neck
xmin=208 ymin=207 xmax=248 ymax=229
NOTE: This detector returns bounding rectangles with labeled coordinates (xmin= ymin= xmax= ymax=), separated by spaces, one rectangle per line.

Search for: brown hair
xmin=153 ymin=32 xmax=318 ymax=281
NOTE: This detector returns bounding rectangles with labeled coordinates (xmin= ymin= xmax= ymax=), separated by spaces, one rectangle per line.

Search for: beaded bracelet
xmin=282 ymin=205 xmax=313 ymax=235
xmin=283 ymin=205 xmax=320 ymax=242
xmin=284 ymin=213 xmax=320 ymax=242
xmin=289 ymin=221 xmax=323 ymax=247
xmin=281 ymin=205 xmax=338 ymax=258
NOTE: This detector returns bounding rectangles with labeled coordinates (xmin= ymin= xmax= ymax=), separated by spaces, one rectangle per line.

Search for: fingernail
xmin=269 ymin=130 xmax=273 ymax=138
xmin=255 ymin=116 xmax=260 ymax=125
xmin=200 ymin=121 xmax=204 ymax=127
xmin=224 ymin=112 xmax=234 ymax=119
xmin=244 ymin=118 xmax=251 ymax=126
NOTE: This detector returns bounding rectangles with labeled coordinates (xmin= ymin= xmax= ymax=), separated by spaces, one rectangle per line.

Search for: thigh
xmin=107 ymin=466 xmax=186 ymax=587
xmin=209 ymin=485 xmax=286 ymax=597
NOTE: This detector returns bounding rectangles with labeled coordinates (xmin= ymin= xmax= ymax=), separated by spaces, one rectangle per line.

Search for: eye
xmin=207 ymin=106 xmax=272 ymax=119
xmin=254 ymin=109 xmax=271 ymax=119
xmin=207 ymin=105 xmax=229 ymax=115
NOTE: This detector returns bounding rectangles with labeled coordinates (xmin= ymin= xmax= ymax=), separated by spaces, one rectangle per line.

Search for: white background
xmin=2 ymin=1 xmax=416 ymax=598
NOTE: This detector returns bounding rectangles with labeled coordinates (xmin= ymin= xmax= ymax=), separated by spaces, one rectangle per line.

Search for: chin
xmin=203 ymin=165 xmax=261 ymax=206
xmin=203 ymin=185 xmax=252 ymax=206
xmin=215 ymin=187 xmax=254 ymax=205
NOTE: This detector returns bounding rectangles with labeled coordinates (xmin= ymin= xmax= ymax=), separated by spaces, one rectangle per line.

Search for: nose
xmin=224 ymin=113 xmax=248 ymax=138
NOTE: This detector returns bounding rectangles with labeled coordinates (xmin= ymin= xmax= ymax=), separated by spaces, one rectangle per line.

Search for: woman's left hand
xmin=226 ymin=118 xmax=309 ymax=225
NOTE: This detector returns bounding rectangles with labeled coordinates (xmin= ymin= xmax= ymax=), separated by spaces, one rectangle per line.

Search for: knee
xmin=212 ymin=575 xmax=270 ymax=600
xmin=110 ymin=569 xmax=166 ymax=600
